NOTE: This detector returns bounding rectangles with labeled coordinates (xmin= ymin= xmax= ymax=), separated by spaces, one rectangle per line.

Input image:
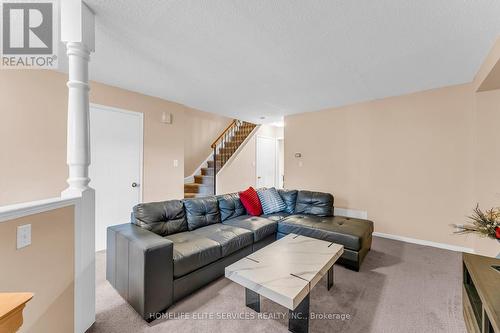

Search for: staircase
xmin=184 ymin=120 xmax=257 ymax=198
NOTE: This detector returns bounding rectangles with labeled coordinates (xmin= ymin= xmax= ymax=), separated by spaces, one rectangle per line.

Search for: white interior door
xmin=277 ymin=138 xmax=284 ymax=188
xmin=90 ymin=105 xmax=143 ymax=251
xmin=256 ymin=136 xmax=277 ymax=188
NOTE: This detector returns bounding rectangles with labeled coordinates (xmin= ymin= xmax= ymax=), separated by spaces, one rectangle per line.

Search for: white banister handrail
xmin=0 ymin=196 xmax=80 ymax=223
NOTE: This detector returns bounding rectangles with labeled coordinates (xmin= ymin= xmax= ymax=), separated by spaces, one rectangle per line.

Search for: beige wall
xmin=283 ymin=38 xmax=500 ymax=256
xmin=0 ymin=70 xmax=209 ymax=205
xmin=474 ymin=37 xmax=500 ymax=92
xmin=183 ymin=109 xmax=232 ymax=176
xmin=90 ymin=80 xmax=186 ymax=202
xmin=217 ymin=125 xmax=284 ymax=194
xmin=0 ymin=206 xmax=75 ymax=333
xmin=474 ymin=89 xmax=500 ymax=208
xmin=285 ymin=84 xmax=476 ymax=249
xmin=473 ymin=89 xmax=500 ymax=256
xmin=0 ymin=70 xmax=68 ymax=205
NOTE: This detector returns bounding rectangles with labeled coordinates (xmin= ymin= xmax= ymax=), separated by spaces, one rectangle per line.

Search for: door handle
xmin=257 ymin=176 xmax=262 ymax=179
xmin=131 ymin=182 xmax=140 ymax=188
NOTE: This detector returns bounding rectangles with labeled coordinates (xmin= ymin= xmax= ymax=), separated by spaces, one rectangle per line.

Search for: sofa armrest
xmin=107 ymin=223 xmax=174 ymax=321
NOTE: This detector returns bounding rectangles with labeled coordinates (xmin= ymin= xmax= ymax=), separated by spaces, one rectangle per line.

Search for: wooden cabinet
xmin=0 ymin=293 xmax=33 ymax=333
xmin=463 ymin=253 xmax=500 ymax=333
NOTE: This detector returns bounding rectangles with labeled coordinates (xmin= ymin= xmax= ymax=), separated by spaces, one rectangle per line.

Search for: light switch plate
xmin=17 ymin=224 xmax=31 ymax=249
xmin=173 ymin=159 xmax=179 ymax=167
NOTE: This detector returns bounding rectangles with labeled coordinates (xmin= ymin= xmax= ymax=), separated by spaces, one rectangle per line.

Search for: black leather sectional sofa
xmin=106 ymin=189 xmax=373 ymax=321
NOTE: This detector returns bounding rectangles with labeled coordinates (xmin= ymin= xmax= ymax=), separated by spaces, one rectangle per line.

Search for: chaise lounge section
xmin=106 ymin=189 xmax=373 ymax=321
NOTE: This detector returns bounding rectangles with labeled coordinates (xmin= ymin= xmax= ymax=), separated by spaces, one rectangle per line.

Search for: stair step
xmin=239 ymin=125 xmax=254 ymax=132
xmin=213 ymin=157 xmax=228 ymax=164
xmin=220 ymin=140 xmax=241 ymax=146
xmin=207 ymin=160 xmax=215 ymax=168
xmin=218 ymin=147 xmax=236 ymax=155
xmin=233 ymin=134 xmax=250 ymax=139
xmin=194 ymin=175 xmax=214 ymax=185
xmin=201 ymin=167 xmax=214 ymax=176
xmin=184 ymin=183 xmax=214 ymax=194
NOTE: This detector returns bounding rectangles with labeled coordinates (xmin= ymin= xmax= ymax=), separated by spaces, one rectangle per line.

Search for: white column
xmin=61 ymin=1 xmax=96 ymax=332
xmin=64 ymin=41 xmax=91 ymax=193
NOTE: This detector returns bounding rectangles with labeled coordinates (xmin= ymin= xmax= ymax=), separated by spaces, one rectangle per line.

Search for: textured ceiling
xmin=60 ymin=1 xmax=500 ymax=123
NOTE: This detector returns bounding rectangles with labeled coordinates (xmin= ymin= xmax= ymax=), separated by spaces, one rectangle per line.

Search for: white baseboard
xmin=334 ymin=207 xmax=368 ymax=220
xmin=373 ymin=231 xmax=474 ymax=254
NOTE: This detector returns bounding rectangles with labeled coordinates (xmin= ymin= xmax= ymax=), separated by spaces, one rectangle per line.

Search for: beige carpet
xmin=89 ymin=237 xmax=466 ymax=333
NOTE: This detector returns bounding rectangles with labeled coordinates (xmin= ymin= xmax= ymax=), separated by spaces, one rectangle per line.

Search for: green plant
xmin=453 ymin=204 xmax=500 ymax=239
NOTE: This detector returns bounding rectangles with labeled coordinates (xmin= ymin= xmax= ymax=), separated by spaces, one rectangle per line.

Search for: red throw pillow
xmin=239 ymin=187 xmax=263 ymax=216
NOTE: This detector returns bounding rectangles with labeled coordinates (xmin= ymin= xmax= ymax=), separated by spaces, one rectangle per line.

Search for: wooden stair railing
xmin=210 ymin=120 xmax=257 ymax=194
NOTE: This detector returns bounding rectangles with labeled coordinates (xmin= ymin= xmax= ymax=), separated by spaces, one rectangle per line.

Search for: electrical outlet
xmin=17 ymin=224 xmax=31 ymax=249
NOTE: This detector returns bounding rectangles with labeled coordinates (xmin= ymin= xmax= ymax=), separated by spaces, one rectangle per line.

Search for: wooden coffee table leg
xmin=289 ymin=293 xmax=310 ymax=333
xmin=245 ymin=288 xmax=260 ymax=313
xmin=327 ymin=265 xmax=334 ymax=290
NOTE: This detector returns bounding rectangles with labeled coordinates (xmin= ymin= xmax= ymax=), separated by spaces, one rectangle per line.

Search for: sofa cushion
xmin=222 ymin=215 xmax=277 ymax=242
xmin=217 ymin=193 xmax=246 ymax=221
xmin=261 ymin=211 xmax=290 ymax=222
xmin=165 ymin=232 xmax=222 ymax=278
xmin=192 ymin=224 xmax=253 ymax=257
xmin=278 ymin=189 xmax=298 ymax=214
xmin=132 ymin=200 xmax=187 ymax=236
xmin=277 ymin=215 xmax=373 ymax=251
xmin=239 ymin=187 xmax=263 ymax=216
xmin=183 ymin=197 xmax=221 ymax=231
xmin=294 ymin=191 xmax=334 ymax=217
xmin=257 ymin=187 xmax=287 ymax=215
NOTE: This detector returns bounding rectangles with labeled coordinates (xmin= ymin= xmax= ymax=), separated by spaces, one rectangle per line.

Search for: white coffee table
xmin=225 ymin=233 xmax=344 ymax=333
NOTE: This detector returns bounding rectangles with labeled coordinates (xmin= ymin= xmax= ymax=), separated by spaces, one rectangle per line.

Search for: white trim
xmin=334 ymin=207 xmax=368 ymax=220
xmin=276 ymin=137 xmax=285 ymax=189
xmin=373 ymin=231 xmax=474 ymax=253
xmin=71 ymin=190 xmax=95 ymax=333
xmin=90 ymin=103 xmax=144 ymax=202
xmin=90 ymin=103 xmax=143 ymax=117
xmin=275 ymin=138 xmax=281 ymax=188
xmin=184 ymin=176 xmax=195 ymax=184
xmin=185 ymin=152 xmax=213 ymax=184
xmin=0 ymin=196 xmax=80 ymax=223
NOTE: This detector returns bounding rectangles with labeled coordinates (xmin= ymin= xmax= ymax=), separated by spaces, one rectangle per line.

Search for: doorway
xmin=89 ymin=105 xmax=143 ymax=251
xmin=256 ymin=136 xmax=277 ymax=188
xmin=277 ymin=138 xmax=284 ymax=188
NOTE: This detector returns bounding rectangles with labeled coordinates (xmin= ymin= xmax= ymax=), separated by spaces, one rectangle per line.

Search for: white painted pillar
xmin=65 ymin=41 xmax=91 ymax=192
xmin=60 ymin=1 xmax=96 ymax=332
